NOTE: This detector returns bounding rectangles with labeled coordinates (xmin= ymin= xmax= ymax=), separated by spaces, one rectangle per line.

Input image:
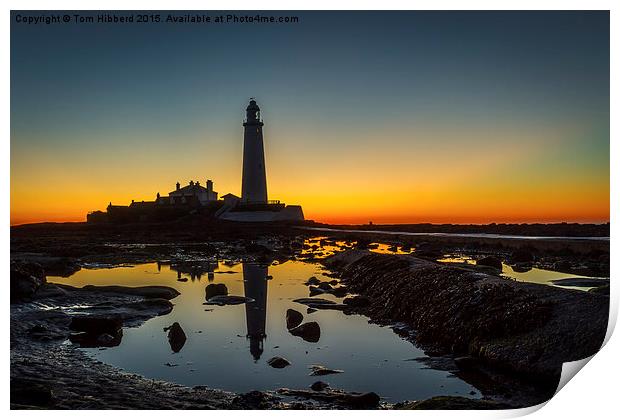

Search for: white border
xmin=4 ymin=2 xmax=617 ymax=420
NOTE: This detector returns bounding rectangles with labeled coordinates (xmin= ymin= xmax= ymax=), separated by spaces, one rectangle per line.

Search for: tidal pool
xmin=50 ymin=259 xmax=479 ymax=402
xmin=436 ymin=253 xmax=607 ymax=291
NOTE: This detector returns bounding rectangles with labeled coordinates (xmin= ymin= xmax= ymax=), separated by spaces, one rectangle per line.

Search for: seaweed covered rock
xmin=326 ymin=251 xmax=608 ymax=380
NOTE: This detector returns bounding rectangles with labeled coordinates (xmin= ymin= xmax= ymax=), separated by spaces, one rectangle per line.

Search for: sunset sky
xmin=10 ymin=11 xmax=609 ymax=225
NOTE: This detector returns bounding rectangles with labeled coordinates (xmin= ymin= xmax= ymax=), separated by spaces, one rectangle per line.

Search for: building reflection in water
xmin=157 ymin=260 xmax=217 ymax=281
xmin=242 ymin=263 xmax=268 ymax=361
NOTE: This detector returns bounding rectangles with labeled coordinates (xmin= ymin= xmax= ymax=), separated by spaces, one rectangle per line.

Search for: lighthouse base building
xmin=217 ymin=99 xmax=304 ymax=222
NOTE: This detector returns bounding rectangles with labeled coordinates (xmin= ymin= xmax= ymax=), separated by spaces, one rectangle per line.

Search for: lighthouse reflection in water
xmin=243 ymin=263 xmax=268 ymax=361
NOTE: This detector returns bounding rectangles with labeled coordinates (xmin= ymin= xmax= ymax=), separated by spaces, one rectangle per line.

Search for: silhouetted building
xmin=87 ymin=180 xmax=223 ymax=223
xmin=156 ymin=261 xmax=218 ymax=281
xmin=169 ymin=179 xmax=218 ymax=205
xmin=243 ymin=263 xmax=268 ymax=361
xmin=86 ymin=99 xmax=304 ymax=224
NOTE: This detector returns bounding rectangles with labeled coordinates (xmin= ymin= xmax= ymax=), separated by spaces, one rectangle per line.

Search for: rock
xmin=308 ymin=286 xmax=323 ymax=296
xmin=590 ymin=285 xmax=610 ymax=295
xmin=286 ymin=308 xmax=304 ymax=330
xmin=289 ymin=321 xmax=321 ymax=343
xmin=293 ymin=297 xmax=348 ymax=310
xmin=276 ymin=388 xmax=378 ymax=408
xmin=68 ymin=316 xmax=123 ymax=348
xmin=177 ymin=277 xmax=188 ymax=282
xmin=554 ymin=260 xmax=572 ymax=272
xmin=476 ymin=256 xmax=503 ymax=270
xmin=96 ymin=333 xmax=119 ymax=347
xmin=267 ymin=356 xmax=291 ymax=368
xmin=232 ymin=390 xmax=279 ymax=409
xmin=204 ymin=295 xmax=254 ymax=306
xmin=330 ymin=286 xmax=348 ymax=297
xmin=164 ymin=322 xmax=187 ymax=353
xmin=343 ymin=295 xmax=370 ymax=307
xmin=511 ymin=249 xmax=534 ymax=264
xmin=245 ymin=243 xmax=273 ymax=254
xmin=317 ymin=281 xmax=333 ymax=290
xmin=10 ymin=378 xmax=53 ymax=407
xmin=309 ymin=365 xmax=343 ymax=376
xmin=454 ymin=356 xmax=477 ymax=370
xmin=307 ymin=308 xmax=317 ymax=314
xmin=310 ymin=381 xmax=329 ymax=391
xmin=69 ymin=315 xmax=123 ymax=335
xmin=28 ymin=324 xmax=47 ymax=335
xmin=551 ymin=278 xmax=609 ymax=288
xmin=40 ymin=257 xmax=81 ymax=277
xmin=10 ymin=261 xmax=46 ymax=302
xmin=402 ymin=396 xmax=510 ymax=410
xmin=414 ymin=242 xmax=443 ymax=258
xmin=343 ymin=392 xmax=380 ymax=408
xmin=205 ymin=283 xmax=228 ymax=300
xmin=305 ymin=276 xmax=321 ymax=285
xmin=511 ymin=263 xmax=532 ymax=273
xmin=80 ymin=285 xmax=180 ymax=300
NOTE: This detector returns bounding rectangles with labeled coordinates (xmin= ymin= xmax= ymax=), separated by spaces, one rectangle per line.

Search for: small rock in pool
xmin=476 ymin=256 xmax=503 ymax=270
xmin=310 ymin=381 xmax=329 ymax=391
xmin=286 ymin=308 xmax=304 ymax=330
xmin=205 ymin=295 xmax=254 ymax=306
xmin=305 ymin=276 xmax=321 ymax=286
xmin=289 ymin=321 xmax=321 ymax=343
xmin=267 ymin=356 xmax=291 ymax=369
xmin=164 ymin=322 xmax=187 ymax=353
xmin=205 ymin=283 xmax=228 ymax=300
xmin=309 ymin=365 xmax=343 ymax=376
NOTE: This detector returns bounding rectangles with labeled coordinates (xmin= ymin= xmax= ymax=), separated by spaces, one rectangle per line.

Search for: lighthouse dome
xmin=246 ymin=99 xmax=260 ymax=111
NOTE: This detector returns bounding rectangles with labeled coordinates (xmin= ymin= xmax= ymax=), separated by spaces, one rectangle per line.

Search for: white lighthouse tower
xmin=241 ymin=99 xmax=268 ymax=204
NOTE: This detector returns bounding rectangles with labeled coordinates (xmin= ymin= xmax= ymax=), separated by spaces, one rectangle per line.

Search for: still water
xmin=50 ymin=259 xmax=479 ymax=402
xmin=436 ymin=254 xmax=607 ymax=291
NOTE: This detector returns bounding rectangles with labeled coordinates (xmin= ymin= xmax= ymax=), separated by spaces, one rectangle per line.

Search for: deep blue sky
xmin=10 ymin=11 xmax=610 ymax=224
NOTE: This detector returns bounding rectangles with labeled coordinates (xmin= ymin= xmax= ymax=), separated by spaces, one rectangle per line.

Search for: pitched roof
xmin=169 ymin=183 xmax=212 ymax=195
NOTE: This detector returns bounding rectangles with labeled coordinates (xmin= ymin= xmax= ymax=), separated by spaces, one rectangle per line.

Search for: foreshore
xmin=10 ymin=220 xmax=610 ymax=409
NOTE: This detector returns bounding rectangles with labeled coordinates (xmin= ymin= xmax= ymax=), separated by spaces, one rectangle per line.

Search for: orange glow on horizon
xmin=10 ymin=120 xmax=609 ymax=227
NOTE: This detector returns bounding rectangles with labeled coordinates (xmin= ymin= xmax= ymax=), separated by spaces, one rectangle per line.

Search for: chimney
xmin=206 ymin=179 xmax=213 ymax=193
xmin=176 ymin=182 xmax=180 ymax=191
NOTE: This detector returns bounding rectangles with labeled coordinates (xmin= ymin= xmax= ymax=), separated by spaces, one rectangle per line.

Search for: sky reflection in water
xmin=50 ymin=259 xmax=478 ymax=402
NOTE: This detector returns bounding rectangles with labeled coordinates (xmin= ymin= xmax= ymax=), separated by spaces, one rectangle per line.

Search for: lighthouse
xmin=241 ymin=99 xmax=268 ymax=204
xmin=217 ymin=99 xmax=304 ymax=222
